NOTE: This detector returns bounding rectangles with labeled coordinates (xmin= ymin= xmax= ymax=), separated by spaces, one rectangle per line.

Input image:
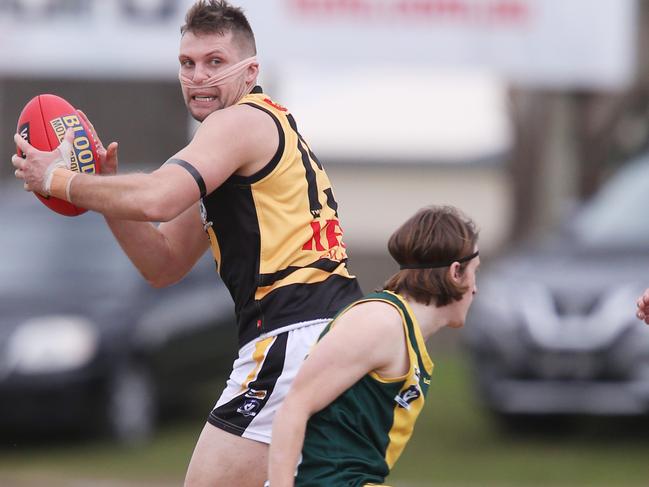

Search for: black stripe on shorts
xmin=208 ymin=333 xmax=288 ymax=436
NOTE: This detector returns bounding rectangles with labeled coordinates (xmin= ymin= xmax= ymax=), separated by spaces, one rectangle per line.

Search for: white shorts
xmin=207 ymin=318 xmax=329 ymax=444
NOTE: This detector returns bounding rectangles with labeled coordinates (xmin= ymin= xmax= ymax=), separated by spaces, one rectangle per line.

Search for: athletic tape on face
xmin=179 ymin=56 xmax=258 ymax=89
xmin=43 ymin=138 xmax=73 ymax=194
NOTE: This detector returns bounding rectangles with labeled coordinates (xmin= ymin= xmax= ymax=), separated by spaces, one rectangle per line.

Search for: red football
xmin=16 ymin=94 xmax=100 ymax=216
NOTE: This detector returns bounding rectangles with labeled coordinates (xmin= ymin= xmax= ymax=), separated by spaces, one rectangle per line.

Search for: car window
xmin=573 ymin=157 xmax=649 ymax=247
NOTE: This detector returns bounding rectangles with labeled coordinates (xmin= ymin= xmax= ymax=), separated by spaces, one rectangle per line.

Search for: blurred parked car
xmin=0 ymin=189 xmax=237 ymax=444
xmin=464 ymin=155 xmax=649 ymax=426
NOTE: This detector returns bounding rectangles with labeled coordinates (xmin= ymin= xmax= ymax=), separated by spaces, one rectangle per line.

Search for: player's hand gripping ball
xmin=16 ymin=94 xmax=100 ymax=216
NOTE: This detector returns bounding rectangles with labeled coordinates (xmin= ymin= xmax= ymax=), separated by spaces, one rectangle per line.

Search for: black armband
xmin=165 ymin=158 xmax=207 ymax=199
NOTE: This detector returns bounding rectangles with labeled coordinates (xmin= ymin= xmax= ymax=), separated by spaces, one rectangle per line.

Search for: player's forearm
xmin=68 ymin=172 xmax=180 ymax=222
xmin=268 ymin=402 xmax=309 ymax=487
xmin=103 ymin=217 xmax=176 ymax=287
xmin=104 ymin=203 xmax=208 ymax=288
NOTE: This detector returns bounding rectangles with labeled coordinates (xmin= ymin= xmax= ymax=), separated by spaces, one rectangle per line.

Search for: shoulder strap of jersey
xmin=319 ymin=291 xmax=431 ymax=377
xmin=372 ymin=291 xmax=430 ymax=378
xmin=226 ymin=90 xmax=287 ymax=185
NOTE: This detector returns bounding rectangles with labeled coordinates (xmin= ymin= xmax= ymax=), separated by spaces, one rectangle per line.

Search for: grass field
xmin=2 ymin=353 xmax=649 ymax=486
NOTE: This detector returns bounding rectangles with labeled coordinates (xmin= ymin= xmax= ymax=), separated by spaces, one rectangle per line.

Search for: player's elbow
xmin=145 ymin=275 xmax=174 ymax=289
xmin=138 ymin=194 xmax=178 ymax=223
xmin=138 ymin=190 xmax=182 ymax=223
xmin=142 ymin=269 xmax=183 ymax=289
xmin=134 ymin=258 xmax=185 ymax=289
xmin=140 ymin=205 xmax=175 ymax=223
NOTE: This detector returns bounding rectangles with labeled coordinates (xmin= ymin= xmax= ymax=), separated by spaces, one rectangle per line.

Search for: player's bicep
xmin=172 ymin=105 xmax=279 ymax=194
xmin=171 ymin=139 xmax=235 ymax=196
xmin=171 ymin=107 xmax=263 ymax=195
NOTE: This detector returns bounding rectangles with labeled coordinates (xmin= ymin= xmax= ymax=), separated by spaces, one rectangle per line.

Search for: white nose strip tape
xmin=179 ymin=56 xmax=258 ymax=89
xmin=43 ymin=138 xmax=73 ymax=194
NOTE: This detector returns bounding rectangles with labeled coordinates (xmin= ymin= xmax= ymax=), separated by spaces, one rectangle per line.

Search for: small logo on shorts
xmin=237 ymin=398 xmax=261 ymax=417
xmin=244 ymin=388 xmax=267 ymax=400
xmin=394 ymin=385 xmax=421 ymax=410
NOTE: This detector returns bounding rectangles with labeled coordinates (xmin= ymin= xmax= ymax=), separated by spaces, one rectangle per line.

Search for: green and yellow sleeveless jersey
xmin=296 ymin=291 xmax=434 ymax=487
xmin=200 ymin=86 xmax=362 ymax=347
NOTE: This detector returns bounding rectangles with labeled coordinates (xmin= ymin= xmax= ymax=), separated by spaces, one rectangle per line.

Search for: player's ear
xmin=245 ymin=62 xmax=259 ymax=84
xmin=449 ymin=261 xmax=462 ymax=284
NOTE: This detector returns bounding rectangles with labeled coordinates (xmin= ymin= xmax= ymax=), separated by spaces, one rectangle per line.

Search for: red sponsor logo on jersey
xmin=302 ymin=218 xmax=347 ymax=260
xmin=263 ymin=98 xmax=288 ymax=112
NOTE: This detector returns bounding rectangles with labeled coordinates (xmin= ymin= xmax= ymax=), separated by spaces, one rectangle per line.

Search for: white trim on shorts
xmin=208 ymin=318 xmax=329 ymax=444
xmin=258 ymin=318 xmax=329 ymax=340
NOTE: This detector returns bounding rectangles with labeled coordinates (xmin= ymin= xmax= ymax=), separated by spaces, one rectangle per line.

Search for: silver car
xmin=463 ymin=155 xmax=649 ymax=424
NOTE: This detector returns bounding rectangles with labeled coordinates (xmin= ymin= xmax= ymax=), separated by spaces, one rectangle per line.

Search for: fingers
xmin=63 ymin=128 xmax=75 ymax=144
xmin=101 ymin=141 xmax=119 ymax=175
xmin=54 ymin=130 xmax=75 ymax=169
xmin=11 ymin=153 xmax=24 ymax=170
xmin=77 ymin=109 xmax=120 ymax=175
xmin=12 ymin=131 xmax=68 ymax=192
xmin=14 ymin=132 xmax=33 ymax=155
xmin=636 ymin=289 xmax=649 ymax=324
xmin=12 ymin=139 xmax=30 ymax=189
xmin=107 ymin=141 xmax=119 ymax=158
xmin=12 ymin=159 xmax=33 ymax=193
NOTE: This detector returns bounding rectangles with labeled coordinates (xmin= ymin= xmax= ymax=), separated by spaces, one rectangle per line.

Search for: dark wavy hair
xmin=181 ymin=0 xmax=256 ymax=55
xmin=383 ymin=206 xmax=479 ymax=307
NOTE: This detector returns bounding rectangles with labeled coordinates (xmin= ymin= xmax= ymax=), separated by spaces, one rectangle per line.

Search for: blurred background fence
xmin=1 ymin=0 xmax=648 ymax=287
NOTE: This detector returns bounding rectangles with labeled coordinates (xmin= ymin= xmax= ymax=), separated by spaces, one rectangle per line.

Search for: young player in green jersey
xmin=268 ymin=205 xmax=480 ymax=487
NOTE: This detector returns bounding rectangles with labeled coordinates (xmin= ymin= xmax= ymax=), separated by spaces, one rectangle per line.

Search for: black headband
xmin=399 ymin=250 xmax=479 ymax=270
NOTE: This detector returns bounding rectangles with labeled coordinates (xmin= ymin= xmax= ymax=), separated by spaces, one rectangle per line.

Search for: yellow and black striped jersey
xmin=200 ymin=86 xmax=362 ymax=347
xmin=297 ymin=291 xmax=434 ymax=486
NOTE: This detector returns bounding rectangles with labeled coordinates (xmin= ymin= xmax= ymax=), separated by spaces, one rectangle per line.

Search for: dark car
xmin=463 ymin=155 xmax=649 ymax=425
xmin=0 ymin=190 xmax=237 ymax=444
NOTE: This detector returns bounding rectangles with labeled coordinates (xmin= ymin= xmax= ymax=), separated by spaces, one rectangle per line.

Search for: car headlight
xmin=5 ymin=316 xmax=99 ymax=375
